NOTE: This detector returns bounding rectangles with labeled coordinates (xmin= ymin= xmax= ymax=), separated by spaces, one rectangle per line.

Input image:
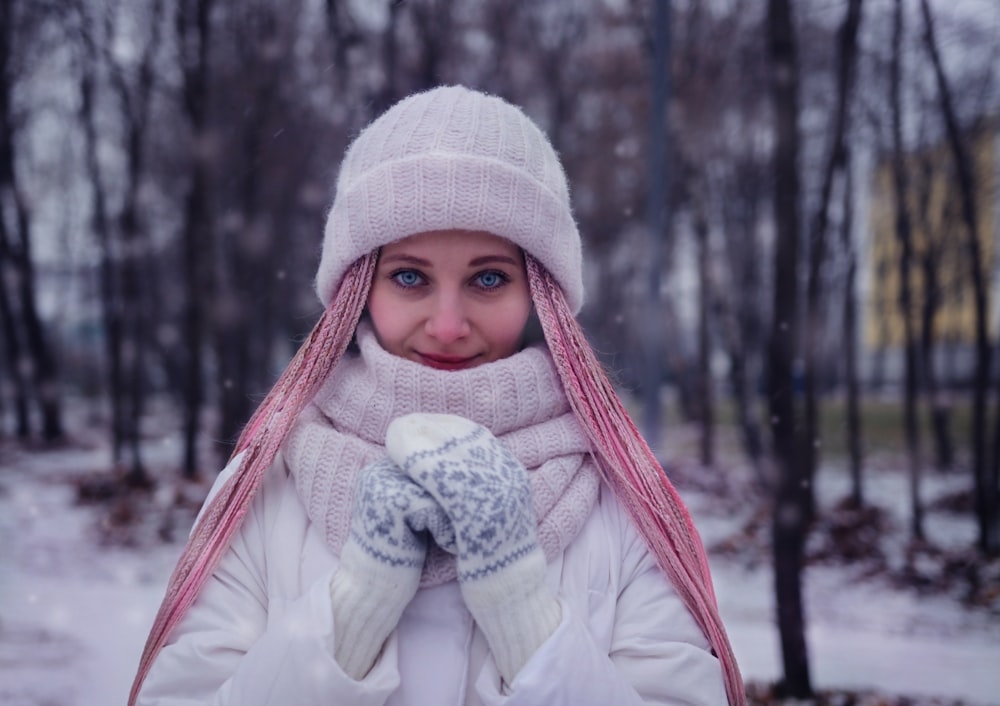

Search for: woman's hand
xmin=385 ymin=413 xmax=562 ymax=685
xmin=330 ymin=457 xmax=451 ymax=680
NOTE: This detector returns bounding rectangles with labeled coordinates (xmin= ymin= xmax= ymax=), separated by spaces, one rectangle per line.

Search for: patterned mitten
xmin=385 ymin=413 xmax=562 ymax=684
xmin=330 ymin=457 xmax=453 ymax=680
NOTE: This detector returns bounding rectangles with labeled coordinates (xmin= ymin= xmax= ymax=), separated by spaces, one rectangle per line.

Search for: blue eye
xmin=392 ymin=270 xmax=422 ymax=287
xmin=476 ymin=271 xmax=506 ymax=289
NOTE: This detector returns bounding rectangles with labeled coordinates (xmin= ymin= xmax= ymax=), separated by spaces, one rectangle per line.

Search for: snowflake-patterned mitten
xmin=385 ymin=413 xmax=562 ymax=684
xmin=330 ymin=457 xmax=453 ymax=680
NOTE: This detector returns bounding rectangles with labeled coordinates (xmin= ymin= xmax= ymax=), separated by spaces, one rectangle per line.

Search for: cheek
xmin=366 ymin=288 xmax=405 ymax=353
xmin=492 ymin=298 xmax=532 ymax=354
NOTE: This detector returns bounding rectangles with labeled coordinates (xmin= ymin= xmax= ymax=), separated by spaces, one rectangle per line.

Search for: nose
xmin=425 ymin=293 xmax=470 ymax=343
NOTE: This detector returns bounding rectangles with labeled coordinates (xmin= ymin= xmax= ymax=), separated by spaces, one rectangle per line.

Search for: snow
xmin=0 ymin=437 xmax=185 ymax=706
xmin=1 ymin=419 xmax=999 ymax=705
xmin=717 ymin=560 xmax=1000 ymax=702
xmin=685 ymin=439 xmax=1000 ymax=704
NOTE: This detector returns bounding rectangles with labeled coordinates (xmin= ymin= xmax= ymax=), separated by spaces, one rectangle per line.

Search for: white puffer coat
xmin=138 ymin=453 xmax=727 ymax=706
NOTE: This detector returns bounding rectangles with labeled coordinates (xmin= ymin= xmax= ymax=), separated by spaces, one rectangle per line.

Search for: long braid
xmin=128 ymin=252 xmax=377 ymax=706
xmin=526 ymin=255 xmax=746 ymax=706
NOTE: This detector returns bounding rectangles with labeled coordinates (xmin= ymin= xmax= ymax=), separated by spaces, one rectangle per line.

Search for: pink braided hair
xmin=128 ymin=250 xmax=745 ymax=705
xmin=127 ymin=252 xmax=377 ymax=706
xmin=526 ymin=254 xmax=746 ymax=705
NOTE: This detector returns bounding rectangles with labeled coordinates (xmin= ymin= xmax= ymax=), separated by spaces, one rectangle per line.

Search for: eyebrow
xmin=379 ymin=253 xmax=431 ymax=267
xmin=469 ymin=254 xmax=522 ymax=267
xmin=379 ymin=253 xmax=522 ymax=268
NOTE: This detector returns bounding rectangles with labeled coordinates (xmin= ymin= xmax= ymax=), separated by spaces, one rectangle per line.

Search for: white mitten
xmin=385 ymin=413 xmax=561 ymax=684
xmin=330 ymin=457 xmax=453 ymax=680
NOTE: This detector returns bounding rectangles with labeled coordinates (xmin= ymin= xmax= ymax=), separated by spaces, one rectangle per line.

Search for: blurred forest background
xmin=1 ymin=0 xmax=998 ymax=699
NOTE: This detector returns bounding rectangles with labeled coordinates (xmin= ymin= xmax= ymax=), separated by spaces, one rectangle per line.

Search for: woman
xmin=131 ymin=85 xmax=745 ymax=705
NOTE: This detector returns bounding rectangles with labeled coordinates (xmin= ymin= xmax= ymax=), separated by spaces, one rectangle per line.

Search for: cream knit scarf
xmin=284 ymin=323 xmax=600 ymax=587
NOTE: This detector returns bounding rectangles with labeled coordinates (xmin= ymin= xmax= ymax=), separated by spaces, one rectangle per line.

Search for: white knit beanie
xmin=315 ymin=85 xmax=584 ymax=313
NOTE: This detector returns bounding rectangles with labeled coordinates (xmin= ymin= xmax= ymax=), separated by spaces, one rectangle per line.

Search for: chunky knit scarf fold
xmin=283 ymin=323 xmax=600 ymax=587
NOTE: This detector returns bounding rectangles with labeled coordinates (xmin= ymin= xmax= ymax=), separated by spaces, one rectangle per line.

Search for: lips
xmin=417 ymin=352 xmax=480 ymax=371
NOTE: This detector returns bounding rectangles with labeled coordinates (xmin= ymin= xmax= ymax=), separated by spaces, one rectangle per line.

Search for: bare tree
xmin=802 ymin=0 xmax=864 ymax=517
xmin=839 ymin=152 xmax=865 ymax=506
xmin=73 ymin=0 xmax=126 ymax=463
xmin=0 ymin=0 xmax=63 ymax=442
xmin=993 ymin=306 xmax=1000 ymax=544
xmin=920 ymin=0 xmax=997 ymax=552
xmin=642 ymin=0 xmax=670 ymax=453
xmin=0 ymin=252 xmax=29 ymax=437
xmin=319 ymin=1 xmax=376 ymax=191
xmin=176 ymin=0 xmax=216 ymax=480
xmin=700 ymin=4 xmax=771 ymax=483
xmin=666 ymin=1 xmax=773 ymax=475
xmin=211 ymin=1 xmax=289 ymax=454
xmin=890 ymin=0 xmax=924 ymax=542
xmin=718 ymin=154 xmax=769 ymax=485
xmin=694 ymin=192 xmax=714 ymax=467
xmin=208 ymin=0 xmax=334 ymax=455
xmin=373 ymin=1 xmax=404 ymax=115
xmin=913 ymin=146 xmax=954 ymax=472
xmin=323 ymin=0 xmax=358 ymax=96
xmin=103 ymin=0 xmax=167 ymax=487
xmin=478 ymin=0 xmax=521 ymax=97
xmin=766 ymin=0 xmax=812 ymax=696
xmin=409 ymin=0 xmax=456 ymax=90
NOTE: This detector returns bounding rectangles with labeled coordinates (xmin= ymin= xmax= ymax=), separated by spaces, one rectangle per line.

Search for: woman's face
xmin=367 ymin=230 xmax=532 ymax=371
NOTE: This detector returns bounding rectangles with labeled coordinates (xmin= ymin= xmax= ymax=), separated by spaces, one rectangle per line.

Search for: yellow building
xmin=867 ymin=119 xmax=998 ymax=348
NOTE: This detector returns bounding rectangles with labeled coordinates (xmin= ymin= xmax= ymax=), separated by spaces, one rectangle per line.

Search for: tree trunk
xmin=108 ymin=0 xmax=166 ymax=487
xmin=323 ymin=0 xmax=352 ymax=92
xmin=410 ymin=0 xmax=453 ymax=91
xmin=721 ymin=159 xmax=767 ymax=487
xmin=915 ymin=154 xmax=953 ymax=472
xmin=75 ymin=0 xmax=126 ymax=463
xmin=10 ymin=227 xmax=62 ymax=441
xmin=180 ymin=147 xmax=209 ymax=478
xmin=695 ymin=198 xmax=714 ymax=468
xmin=0 ymin=1 xmax=63 ymax=441
xmin=803 ymin=0 xmax=863 ymax=519
xmin=641 ymin=0 xmax=670 ymax=455
xmin=920 ymin=0 xmax=996 ymax=552
xmin=214 ymin=194 xmax=256 ymax=457
xmin=729 ymin=347 xmax=764 ymax=472
xmin=840 ymin=152 xmax=865 ymax=507
xmin=373 ymin=1 xmax=402 ymax=116
xmin=119 ymin=189 xmax=150 ymax=486
xmin=0 ymin=232 xmax=30 ymax=438
xmin=767 ymin=0 xmax=812 ymax=696
xmin=992 ymin=326 xmax=1000 ymax=550
xmin=890 ymin=0 xmax=924 ymax=543
xmin=323 ymin=0 xmax=368 ymax=137
xmin=214 ymin=10 xmax=283 ymax=456
xmin=177 ymin=0 xmax=216 ymax=480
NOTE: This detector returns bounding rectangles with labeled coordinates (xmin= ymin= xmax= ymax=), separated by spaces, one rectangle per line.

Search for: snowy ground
xmin=672 ymin=442 xmax=1000 ymax=704
xmin=1 ymin=414 xmax=999 ymax=705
